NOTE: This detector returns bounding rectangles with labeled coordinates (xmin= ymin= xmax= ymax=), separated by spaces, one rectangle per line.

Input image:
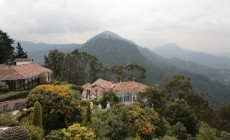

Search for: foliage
xmin=25 ymin=125 xmax=45 ymax=140
xmin=62 ymin=123 xmax=95 ymax=140
xmin=14 ymin=42 xmax=27 ymax=58
xmin=167 ymin=122 xmax=189 ymax=140
xmin=0 ymin=113 xmax=18 ymax=126
xmin=46 ymin=129 xmax=65 ymax=140
xmin=0 ymin=126 xmax=31 ymax=140
xmin=164 ymin=98 xmax=198 ymax=136
xmin=32 ymin=101 xmax=43 ymax=128
xmin=84 ymin=101 xmax=92 ymax=124
xmin=128 ymin=103 xmax=155 ymax=139
xmin=61 ymin=49 xmax=103 ymax=85
xmin=0 ymin=91 xmax=29 ymax=102
xmin=165 ymin=74 xmax=192 ymax=93
xmin=196 ymin=122 xmax=218 ymax=140
xmin=26 ymin=85 xmax=73 ymax=130
xmin=139 ymin=87 xmax=165 ymax=114
xmin=0 ymin=29 xmax=14 ymax=64
xmin=101 ymin=90 xmax=119 ymax=108
xmin=108 ymin=64 xmax=146 ymax=82
xmin=44 ymin=49 xmax=65 ymax=78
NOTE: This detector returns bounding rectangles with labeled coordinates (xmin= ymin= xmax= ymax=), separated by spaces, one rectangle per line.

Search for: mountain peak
xmin=92 ymin=31 xmax=122 ymax=40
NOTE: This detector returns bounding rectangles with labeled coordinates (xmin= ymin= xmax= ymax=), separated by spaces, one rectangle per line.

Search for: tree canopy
xmin=0 ymin=29 xmax=14 ymax=64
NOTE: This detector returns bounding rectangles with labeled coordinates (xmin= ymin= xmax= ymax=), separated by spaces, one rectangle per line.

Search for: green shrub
xmin=32 ymin=101 xmax=43 ymax=128
xmin=0 ymin=91 xmax=29 ymax=102
xmin=0 ymin=113 xmax=18 ymax=126
xmin=1 ymin=126 xmax=31 ymax=140
xmin=25 ymin=125 xmax=44 ymax=140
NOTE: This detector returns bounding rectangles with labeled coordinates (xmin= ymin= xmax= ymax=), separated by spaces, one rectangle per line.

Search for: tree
xmin=25 ymin=125 xmax=44 ymax=140
xmin=0 ymin=29 xmax=14 ymax=63
xmin=164 ymin=99 xmax=198 ymax=136
xmin=26 ymin=85 xmax=72 ymax=130
xmin=108 ymin=64 xmax=146 ymax=82
xmin=84 ymin=101 xmax=92 ymax=124
xmin=196 ymin=122 xmax=218 ymax=140
xmin=139 ymin=87 xmax=165 ymax=114
xmin=167 ymin=122 xmax=189 ymax=140
xmin=44 ymin=49 xmax=65 ymax=78
xmin=109 ymin=65 xmax=125 ymax=81
xmin=14 ymin=42 xmax=27 ymax=58
xmin=62 ymin=123 xmax=95 ymax=140
xmin=60 ymin=49 xmax=103 ymax=85
xmin=165 ymin=74 xmax=192 ymax=93
xmin=32 ymin=101 xmax=43 ymax=128
xmin=124 ymin=64 xmax=146 ymax=81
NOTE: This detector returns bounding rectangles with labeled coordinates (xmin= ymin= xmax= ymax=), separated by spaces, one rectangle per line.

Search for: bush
xmin=24 ymin=125 xmax=44 ymax=140
xmin=32 ymin=101 xmax=43 ymax=128
xmin=0 ymin=91 xmax=29 ymax=102
xmin=1 ymin=126 xmax=31 ymax=140
xmin=0 ymin=113 xmax=18 ymax=126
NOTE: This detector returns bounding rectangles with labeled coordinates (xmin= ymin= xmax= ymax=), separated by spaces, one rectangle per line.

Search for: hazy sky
xmin=0 ymin=0 xmax=230 ymax=53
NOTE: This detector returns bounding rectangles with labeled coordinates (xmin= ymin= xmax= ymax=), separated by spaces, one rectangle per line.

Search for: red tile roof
xmin=114 ymin=81 xmax=148 ymax=93
xmin=82 ymin=78 xmax=148 ymax=97
xmin=92 ymin=78 xmax=114 ymax=89
xmin=0 ymin=63 xmax=52 ymax=80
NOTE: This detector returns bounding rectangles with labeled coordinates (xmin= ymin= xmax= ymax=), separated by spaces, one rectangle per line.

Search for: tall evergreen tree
xmin=0 ymin=29 xmax=14 ymax=64
xmin=32 ymin=101 xmax=43 ymax=128
xmin=14 ymin=42 xmax=27 ymax=58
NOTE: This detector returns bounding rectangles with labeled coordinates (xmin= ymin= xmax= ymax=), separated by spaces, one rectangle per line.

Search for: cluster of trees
xmin=0 ymin=29 xmax=27 ymax=64
xmin=1 ymin=74 xmax=230 ymax=140
xmin=44 ymin=49 xmax=146 ymax=85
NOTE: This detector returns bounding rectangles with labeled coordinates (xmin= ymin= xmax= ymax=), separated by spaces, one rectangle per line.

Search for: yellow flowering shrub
xmin=62 ymin=123 xmax=95 ymax=140
xmin=26 ymin=84 xmax=73 ymax=130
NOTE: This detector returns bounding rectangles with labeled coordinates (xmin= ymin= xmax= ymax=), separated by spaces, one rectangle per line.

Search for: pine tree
xmin=32 ymin=101 xmax=43 ymax=128
xmin=0 ymin=29 xmax=14 ymax=64
xmin=85 ymin=101 xmax=92 ymax=124
xmin=14 ymin=42 xmax=27 ymax=58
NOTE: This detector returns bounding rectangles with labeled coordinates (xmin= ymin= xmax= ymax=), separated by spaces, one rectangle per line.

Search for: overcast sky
xmin=0 ymin=0 xmax=230 ymax=53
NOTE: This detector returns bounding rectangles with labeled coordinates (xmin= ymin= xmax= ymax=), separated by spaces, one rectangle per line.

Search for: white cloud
xmin=0 ymin=0 xmax=230 ymax=52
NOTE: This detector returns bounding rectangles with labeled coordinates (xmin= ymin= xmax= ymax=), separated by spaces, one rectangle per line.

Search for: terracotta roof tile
xmin=114 ymin=81 xmax=148 ymax=93
xmin=92 ymin=78 xmax=114 ymax=89
xmin=82 ymin=78 xmax=148 ymax=98
xmin=0 ymin=63 xmax=52 ymax=80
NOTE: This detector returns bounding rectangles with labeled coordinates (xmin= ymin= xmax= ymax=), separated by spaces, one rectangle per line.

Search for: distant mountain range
xmin=153 ymin=43 xmax=230 ymax=70
xmin=16 ymin=41 xmax=80 ymax=64
xmin=16 ymin=31 xmax=230 ymax=106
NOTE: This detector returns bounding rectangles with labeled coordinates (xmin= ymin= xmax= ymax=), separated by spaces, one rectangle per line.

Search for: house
xmin=82 ymin=78 xmax=148 ymax=104
xmin=0 ymin=58 xmax=52 ymax=90
xmin=114 ymin=81 xmax=148 ymax=104
xmin=82 ymin=78 xmax=115 ymax=99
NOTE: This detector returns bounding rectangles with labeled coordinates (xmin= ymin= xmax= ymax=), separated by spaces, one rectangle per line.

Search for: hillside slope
xmin=16 ymin=41 xmax=80 ymax=64
xmin=80 ymin=31 xmax=230 ymax=106
xmin=153 ymin=43 xmax=230 ymax=70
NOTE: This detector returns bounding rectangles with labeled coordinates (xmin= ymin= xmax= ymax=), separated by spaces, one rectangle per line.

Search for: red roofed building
xmin=82 ymin=78 xmax=148 ymax=104
xmin=82 ymin=78 xmax=115 ymax=99
xmin=0 ymin=58 xmax=52 ymax=90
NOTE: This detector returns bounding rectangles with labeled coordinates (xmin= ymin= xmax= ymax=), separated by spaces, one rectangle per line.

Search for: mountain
xmin=16 ymin=31 xmax=230 ymax=106
xmin=138 ymin=47 xmax=230 ymax=85
xmin=16 ymin=41 xmax=81 ymax=64
xmin=80 ymin=31 xmax=149 ymax=67
xmin=214 ymin=52 xmax=230 ymax=58
xmin=153 ymin=43 xmax=230 ymax=70
xmin=79 ymin=31 xmax=230 ymax=106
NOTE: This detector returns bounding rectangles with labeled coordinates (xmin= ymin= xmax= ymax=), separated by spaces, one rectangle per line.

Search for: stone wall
xmin=0 ymin=98 xmax=26 ymax=113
